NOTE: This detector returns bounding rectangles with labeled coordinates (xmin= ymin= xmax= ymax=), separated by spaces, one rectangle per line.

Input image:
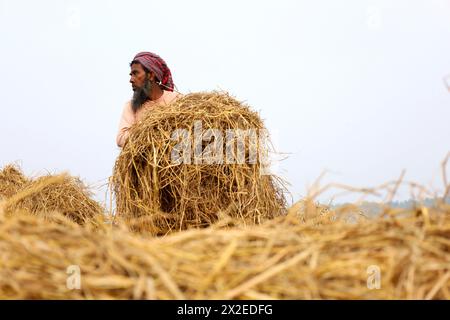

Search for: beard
xmin=131 ymin=79 xmax=153 ymax=112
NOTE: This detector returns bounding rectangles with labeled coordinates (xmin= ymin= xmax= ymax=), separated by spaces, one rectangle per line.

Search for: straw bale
xmin=112 ymin=92 xmax=287 ymax=235
xmin=0 ymin=171 xmax=104 ymax=225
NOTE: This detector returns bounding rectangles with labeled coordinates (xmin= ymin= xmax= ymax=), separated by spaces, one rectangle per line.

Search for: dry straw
xmin=0 ymin=164 xmax=29 ymax=200
xmin=112 ymin=92 xmax=287 ymax=235
xmin=0 ymin=200 xmax=448 ymax=299
xmin=0 ymin=165 xmax=104 ymax=225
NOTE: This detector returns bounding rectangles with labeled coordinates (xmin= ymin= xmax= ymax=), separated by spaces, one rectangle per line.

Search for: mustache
xmin=131 ymin=79 xmax=153 ymax=112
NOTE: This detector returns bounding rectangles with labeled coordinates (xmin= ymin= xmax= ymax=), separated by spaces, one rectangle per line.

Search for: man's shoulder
xmin=120 ymin=100 xmax=135 ymax=119
xmin=123 ymin=100 xmax=133 ymax=110
xmin=164 ymin=90 xmax=183 ymax=104
xmin=165 ymin=90 xmax=182 ymax=97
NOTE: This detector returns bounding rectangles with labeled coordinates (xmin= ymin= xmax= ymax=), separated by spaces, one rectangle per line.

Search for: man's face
xmin=130 ymin=63 xmax=156 ymax=112
xmin=129 ymin=63 xmax=148 ymax=91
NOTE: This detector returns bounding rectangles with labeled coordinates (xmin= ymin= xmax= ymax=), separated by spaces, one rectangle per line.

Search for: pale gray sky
xmin=1 ymin=0 xmax=450 ymax=205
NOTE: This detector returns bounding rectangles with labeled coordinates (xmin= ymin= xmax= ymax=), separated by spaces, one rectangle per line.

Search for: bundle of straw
xmin=112 ymin=92 xmax=286 ymax=235
xmin=0 ymin=165 xmax=29 ymax=199
xmin=0 ymin=202 xmax=448 ymax=299
xmin=0 ymin=172 xmax=104 ymax=225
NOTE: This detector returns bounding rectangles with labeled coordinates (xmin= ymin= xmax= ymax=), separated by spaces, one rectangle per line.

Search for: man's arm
xmin=116 ymin=101 xmax=135 ymax=148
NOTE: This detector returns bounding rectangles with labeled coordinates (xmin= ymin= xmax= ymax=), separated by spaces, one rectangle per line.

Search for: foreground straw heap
xmin=0 ymin=165 xmax=104 ymax=225
xmin=112 ymin=92 xmax=286 ymax=235
xmin=0 ymin=199 xmax=448 ymax=299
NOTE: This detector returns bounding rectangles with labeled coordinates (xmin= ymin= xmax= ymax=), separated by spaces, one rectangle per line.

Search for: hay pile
xmin=0 ymin=165 xmax=29 ymax=199
xmin=112 ymin=92 xmax=286 ymax=235
xmin=0 ymin=165 xmax=104 ymax=225
xmin=0 ymin=200 xmax=448 ymax=299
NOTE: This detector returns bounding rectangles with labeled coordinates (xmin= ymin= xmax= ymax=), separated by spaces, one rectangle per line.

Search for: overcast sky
xmin=1 ymin=0 xmax=449 ymax=205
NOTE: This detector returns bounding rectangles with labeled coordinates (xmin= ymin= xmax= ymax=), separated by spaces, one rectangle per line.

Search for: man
xmin=116 ymin=51 xmax=181 ymax=148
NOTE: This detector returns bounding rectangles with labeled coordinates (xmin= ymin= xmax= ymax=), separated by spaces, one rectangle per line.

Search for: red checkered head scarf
xmin=131 ymin=52 xmax=175 ymax=92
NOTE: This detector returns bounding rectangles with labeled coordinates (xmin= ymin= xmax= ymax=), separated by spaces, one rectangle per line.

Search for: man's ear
xmin=147 ymin=71 xmax=156 ymax=82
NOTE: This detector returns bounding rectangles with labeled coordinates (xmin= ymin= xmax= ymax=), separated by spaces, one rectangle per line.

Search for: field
xmin=0 ymin=93 xmax=448 ymax=300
